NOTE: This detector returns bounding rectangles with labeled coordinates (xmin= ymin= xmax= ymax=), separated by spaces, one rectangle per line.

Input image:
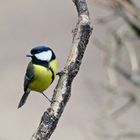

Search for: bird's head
xmin=26 ymin=46 xmax=56 ymax=63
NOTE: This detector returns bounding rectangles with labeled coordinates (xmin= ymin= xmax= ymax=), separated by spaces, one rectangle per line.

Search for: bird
xmin=18 ymin=46 xmax=58 ymax=108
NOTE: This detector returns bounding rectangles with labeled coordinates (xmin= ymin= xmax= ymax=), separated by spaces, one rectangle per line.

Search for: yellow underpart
xmin=28 ymin=59 xmax=58 ymax=92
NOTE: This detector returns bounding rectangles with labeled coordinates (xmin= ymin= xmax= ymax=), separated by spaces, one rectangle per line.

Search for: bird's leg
xmin=56 ymin=71 xmax=64 ymax=77
xmin=41 ymin=92 xmax=52 ymax=103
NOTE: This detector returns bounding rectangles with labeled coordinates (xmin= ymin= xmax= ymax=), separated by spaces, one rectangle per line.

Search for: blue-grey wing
xmin=24 ymin=62 xmax=34 ymax=92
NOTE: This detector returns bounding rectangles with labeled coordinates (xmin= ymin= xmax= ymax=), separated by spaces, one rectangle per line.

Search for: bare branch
xmin=31 ymin=0 xmax=92 ymax=140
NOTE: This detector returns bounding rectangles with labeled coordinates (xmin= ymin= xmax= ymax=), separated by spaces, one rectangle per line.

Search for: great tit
xmin=18 ymin=46 xmax=58 ymax=108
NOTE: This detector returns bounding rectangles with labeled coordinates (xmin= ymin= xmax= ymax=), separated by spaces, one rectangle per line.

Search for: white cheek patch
xmin=35 ymin=50 xmax=52 ymax=61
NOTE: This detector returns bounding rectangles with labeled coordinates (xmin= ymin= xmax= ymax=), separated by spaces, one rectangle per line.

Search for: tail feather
xmin=18 ymin=90 xmax=30 ymax=109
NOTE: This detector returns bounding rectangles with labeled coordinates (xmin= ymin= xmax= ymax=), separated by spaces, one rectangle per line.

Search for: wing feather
xmin=24 ymin=62 xmax=34 ymax=92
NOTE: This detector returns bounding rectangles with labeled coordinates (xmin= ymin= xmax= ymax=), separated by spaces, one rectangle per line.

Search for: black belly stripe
xmin=48 ymin=66 xmax=55 ymax=83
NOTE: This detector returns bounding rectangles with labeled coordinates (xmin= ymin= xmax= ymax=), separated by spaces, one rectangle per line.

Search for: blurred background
xmin=1 ymin=0 xmax=140 ymax=140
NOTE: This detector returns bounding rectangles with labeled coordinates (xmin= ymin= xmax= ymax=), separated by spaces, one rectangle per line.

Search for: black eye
xmin=31 ymin=48 xmax=37 ymax=54
xmin=32 ymin=48 xmax=42 ymax=54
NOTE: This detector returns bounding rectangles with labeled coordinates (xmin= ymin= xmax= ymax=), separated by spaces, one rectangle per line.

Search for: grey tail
xmin=18 ymin=90 xmax=30 ymax=109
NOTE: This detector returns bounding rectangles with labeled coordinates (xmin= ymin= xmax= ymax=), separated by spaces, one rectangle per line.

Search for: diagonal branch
xmin=31 ymin=0 xmax=92 ymax=140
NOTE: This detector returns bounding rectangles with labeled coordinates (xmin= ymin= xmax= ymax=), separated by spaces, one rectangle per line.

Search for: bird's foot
xmin=56 ymin=71 xmax=64 ymax=77
xmin=41 ymin=92 xmax=53 ymax=103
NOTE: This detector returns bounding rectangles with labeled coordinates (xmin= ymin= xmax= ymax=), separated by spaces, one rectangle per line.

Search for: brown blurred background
xmin=1 ymin=0 xmax=140 ymax=140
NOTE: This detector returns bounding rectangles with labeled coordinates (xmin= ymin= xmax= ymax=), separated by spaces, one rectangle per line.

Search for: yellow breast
xmin=28 ymin=59 xmax=57 ymax=92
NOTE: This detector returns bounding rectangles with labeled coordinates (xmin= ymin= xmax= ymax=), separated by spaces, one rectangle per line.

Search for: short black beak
xmin=26 ymin=54 xmax=32 ymax=57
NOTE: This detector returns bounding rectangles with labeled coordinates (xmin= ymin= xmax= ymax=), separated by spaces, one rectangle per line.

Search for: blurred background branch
xmin=92 ymin=0 xmax=140 ymax=139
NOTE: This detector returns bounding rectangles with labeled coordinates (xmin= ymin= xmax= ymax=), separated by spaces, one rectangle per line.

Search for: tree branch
xmin=31 ymin=0 xmax=92 ymax=140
